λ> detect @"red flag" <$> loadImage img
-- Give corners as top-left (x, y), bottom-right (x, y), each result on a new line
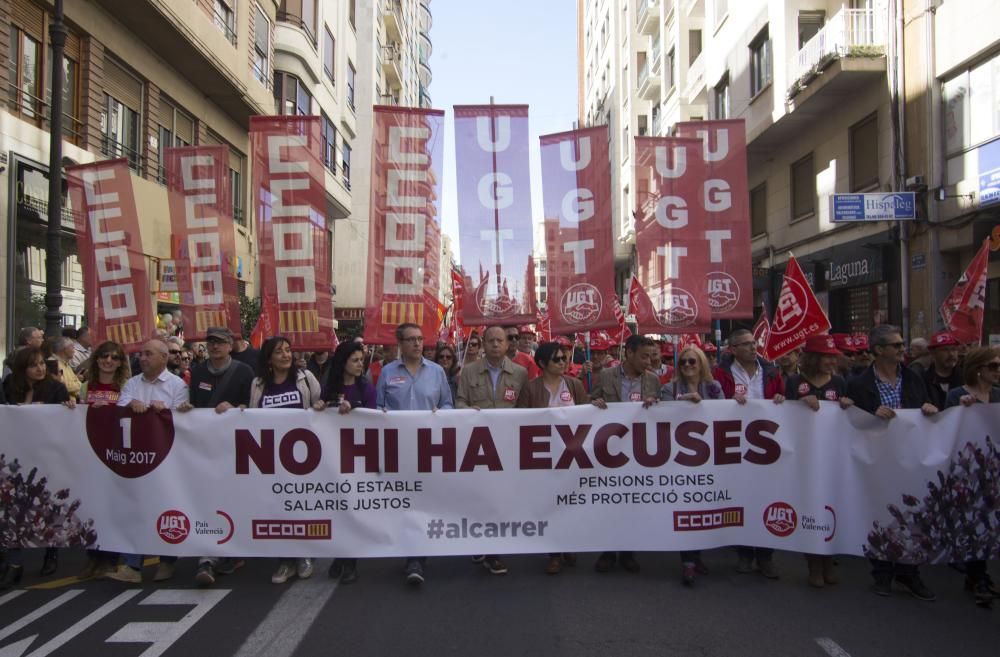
top-left (764, 255), bottom-right (831, 360)
top-left (675, 120), bottom-right (753, 318)
top-left (66, 159), bottom-right (155, 352)
top-left (249, 292), bottom-right (278, 349)
top-left (633, 137), bottom-right (712, 334)
top-left (363, 107), bottom-right (446, 343)
top-left (164, 145), bottom-right (241, 340)
top-left (451, 268), bottom-right (465, 315)
top-left (940, 239), bottom-right (989, 343)
top-left (679, 333), bottom-right (703, 350)
top-left (627, 274), bottom-right (643, 317)
top-left (536, 313), bottom-right (552, 342)
top-left (752, 304), bottom-right (771, 358)
top-left (610, 295), bottom-right (632, 343)
top-left (251, 116), bottom-right (336, 350)
top-left (455, 104), bottom-right (537, 324)
top-left (539, 126), bottom-right (617, 334)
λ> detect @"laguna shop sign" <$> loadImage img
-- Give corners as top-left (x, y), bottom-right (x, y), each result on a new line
top-left (827, 252), bottom-right (883, 289)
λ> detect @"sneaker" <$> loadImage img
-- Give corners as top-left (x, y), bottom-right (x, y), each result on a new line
top-left (153, 561), bottom-right (175, 582)
top-left (483, 557), bottom-right (508, 575)
top-left (681, 562), bottom-right (696, 586)
top-left (620, 554), bottom-right (640, 573)
top-left (340, 563), bottom-right (359, 585)
top-left (328, 559), bottom-right (344, 579)
top-left (271, 562), bottom-right (295, 584)
top-left (758, 558), bottom-right (779, 580)
top-left (470, 555), bottom-right (486, 564)
top-left (107, 564), bottom-right (142, 584)
top-left (93, 561), bottom-right (116, 580)
top-left (545, 556), bottom-right (562, 575)
top-left (215, 558), bottom-right (245, 576)
top-left (896, 574), bottom-right (935, 601)
top-left (405, 560), bottom-right (424, 585)
top-left (873, 574), bottom-right (892, 596)
top-left (195, 562), bottom-right (216, 586)
top-left (736, 555), bottom-right (754, 574)
top-left (296, 558), bottom-right (314, 579)
top-left (594, 552), bottom-right (615, 573)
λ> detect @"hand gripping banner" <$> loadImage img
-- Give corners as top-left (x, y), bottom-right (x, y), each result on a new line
top-left (676, 120), bottom-right (752, 319)
top-left (539, 126), bottom-right (617, 334)
top-left (66, 159), bottom-right (155, 352)
top-left (364, 107), bottom-right (446, 343)
top-left (164, 145), bottom-right (241, 340)
top-left (454, 104), bottom-right (537, 325)
top-left (633, 137), bottom-right (712, 334)
top-left (251, 116), bottom-right (335, 349)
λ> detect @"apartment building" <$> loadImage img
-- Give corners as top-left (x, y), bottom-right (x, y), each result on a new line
top-left (1, 0), bottom-right (276, 352)
top-left (332, 0), bottom-right (432, 336)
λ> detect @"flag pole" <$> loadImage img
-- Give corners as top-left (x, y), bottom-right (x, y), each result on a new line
top-left (489, 96), bottom-right (502, 298)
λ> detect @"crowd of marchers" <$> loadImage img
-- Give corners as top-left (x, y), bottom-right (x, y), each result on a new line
top-left (1, 320), bottom-right (998, 609)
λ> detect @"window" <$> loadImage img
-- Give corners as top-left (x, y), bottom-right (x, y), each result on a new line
top-left (798, 11), bottom-right (825, 48)
top-left (278, 0), bottom-right (317, 43)
top-left (749, 26), bottom-right (771, 97)
top-left (156, 100), bottom-right (195, 182)
top-left (230, 149), bottom-right (246, 226)
top-left (102, 59), bottom-right (144, 173)
top-left (791, 153), bottom-right (815, 221)
top-left (212, 0), bottom-right (236, 45)
top-left (347, 61), bottom-right (356, 110)
top-left (713, 0), bottom-right (728, 29)
top-left (253, 4), bottom-right (270, 84)
top-left (273, 71), bottom-right (311, 115)
top-left (943, 52), bottom-right (1000, 155)
top-left (850, 112), bottom-right (879, 191)
top-left (349, 0), bottom-right (356, 29)
top-left (713, 73), bottom-right (729, 119)
top-left (689, 30), bottom-right (702, 64)
top-left (342, 140), bottom-right (352, 189)
top-left (321, 112), bottom-right (337, 174)
top-left (666, 47), bottom-right (675, 91)
top-left (324, 26), bottom-right (335, 84)
top-left (750, 183), bottom-right (767, 236)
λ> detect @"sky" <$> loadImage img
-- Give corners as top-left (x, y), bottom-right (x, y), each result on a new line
top-left (429, 0), bottom-right (579, 264)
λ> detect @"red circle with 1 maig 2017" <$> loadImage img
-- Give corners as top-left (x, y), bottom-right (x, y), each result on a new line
top-left (763, 502), bottom-right (797, 537)
top-left (157, 510), bottom-right (190, 544)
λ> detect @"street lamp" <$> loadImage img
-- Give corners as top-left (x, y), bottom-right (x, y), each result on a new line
top-left (44, 0), bottom-right (67, 338)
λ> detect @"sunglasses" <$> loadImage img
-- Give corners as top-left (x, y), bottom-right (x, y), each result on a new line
top-left (98, 353), bottom-right (122, 361)
top-left (551, 356), bottom-right (567, 363)
top-left (506, 335), bottom-right (519, 341)
top-left (438, 355), bottom-right (454, 361)
top-left (181, 355), bottom-right (192, 361)
top-left (169, 350), bottom-right (182, 355)
top-left (679, 358), bottom-right (698, 366)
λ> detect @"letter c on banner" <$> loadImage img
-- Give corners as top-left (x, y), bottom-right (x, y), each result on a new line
top-left (560, 137), bottom-right (592, 171)
top-left (478, 172), bottom-right (513, 210)
top-left (561, 188), bottom-right (594, 224)
top-left (655, 196), bottom-right (688, 228)
top-left (704, 180), bottom-right (732, 212)
top-left (655, 146), bottom-right (687, 178)
top-left (476, 116), bottom-right (511, 152)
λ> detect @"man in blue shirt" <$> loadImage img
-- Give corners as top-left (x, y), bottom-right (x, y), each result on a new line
top-left (375, 323), bottom-right (453, 586)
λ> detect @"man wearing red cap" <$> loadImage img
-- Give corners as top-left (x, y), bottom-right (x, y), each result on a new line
top-left (919, 331), bottom-right (963, 409)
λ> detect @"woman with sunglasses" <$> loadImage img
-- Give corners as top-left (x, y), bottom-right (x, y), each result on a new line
top-left (944, 346), bottom-right (1000, 607)
top-left (517, 341), bottom-right (588, 574)
top-left (435, 344), bottom-right (461, 401)
top-left (463, 335), bottom-right (482, 364)
top-left (176, 349), bottom-right (193, 385)
top-left (659, 346), bottom-right (721, 586)
top-left (1, 346), bottom-right (74, 587)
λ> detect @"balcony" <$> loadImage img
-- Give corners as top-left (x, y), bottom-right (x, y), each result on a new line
top-left (788, 7), bottom-right (887, 99)
top-left (419, 31), bottom-right (432, 60)
top-left (420, 85), bottom-right (432, 108)
top-left (637, 59), bottom-right (660, 100)
top-left (636, 0), bottom-right (660, 35)
top-left (383, 0), bottom-right (403, 41)
top-left (382, 44), bottom-right (403, 87)
top-left (419, 0), bottom-right (432, 33)
top-left (650, 38), bottom-right (662, 74)
top-left (684, 51), bottom-right (705, 104)
top-left (683, 0), bottom-right (703, 18)
top-left (419, 57), bottom-right (432, 88)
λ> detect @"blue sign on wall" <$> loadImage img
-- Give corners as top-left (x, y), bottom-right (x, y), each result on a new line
top-left (978, 138), bottom-right (1000, 205)
top-left (831, 193), bottom-right (917, 222)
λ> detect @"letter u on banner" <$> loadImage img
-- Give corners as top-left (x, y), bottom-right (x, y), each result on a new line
top-left (251, 116), bottom-right (336, 349)
top-left (364, 106), bottom-right (446, 343)
top-left (454, 105), bottom-right (537, 325)
top-left (66, 159), bottom-right (155, 352)
top-left (539, 126), bottom-right (617, 334)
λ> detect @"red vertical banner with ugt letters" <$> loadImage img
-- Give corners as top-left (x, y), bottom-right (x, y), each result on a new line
top-left (539, 126), bottom-right (617, 334)
top-left (454, 105), bottom-right (537, 325)
top-left (676, 119), bottom-right (752, 319)
top-left (364, 107), bottom-right (446, 344)
top-left (251, 116), bottom-right (335, 349)
top-left (164, 145), bottom-right (241, 341)
top-left (66, 159), bottom-right (155, 352)
top-left (632, 137), bottom-right (712, 335)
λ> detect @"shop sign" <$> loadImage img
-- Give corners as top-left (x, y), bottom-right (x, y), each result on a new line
top-left (978, 138), bottom-right (1000, 205)
top-left (827, 252), bottom-right (883, 289)
top-left (831, 193), bottom-right (916, 221)
top-left (911, 254), bottom-right (926, 270)
top-left (160, 260), bottom-right (178, 292)
top-left (334, 307), bottom-right (365, 321)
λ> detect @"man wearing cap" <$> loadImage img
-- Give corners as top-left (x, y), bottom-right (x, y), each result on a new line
top-left (846, 324), bottom-right (938, 601)
top-left (506, 326), bottom-right (541, 380)
top-left (577, 332), bottom-right (613, 392)
top-left (589, 334), bottom-right (660, 574)
top-left (919, 331), bottom-right (963, 410)
top-left (179, 326), bottom-right (254, 586)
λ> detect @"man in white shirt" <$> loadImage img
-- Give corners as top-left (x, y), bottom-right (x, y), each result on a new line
top-left (107, 339), bottom-right (188, 584)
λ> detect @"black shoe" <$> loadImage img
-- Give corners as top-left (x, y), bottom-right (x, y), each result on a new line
top-left (594, 552), bottom-right (615, 573)
top-left (40, 548), bottom-right (58, 577)
top-left (0, 565), bottom-right (24, 590)
top-left (328, 559), bottom-right (344, 579)
top-left (340, 564), bottom-right (359, 585)
top-left (973, 579), bottom-right (994, 608)
top-left (896, 574), bottom-right (936, 601)
top-left (215, 558), bottom-right (244, 576)
top-left (620, 554), bottom-right (641, 573)
top-left (873, 575), bottom-right (892, 597)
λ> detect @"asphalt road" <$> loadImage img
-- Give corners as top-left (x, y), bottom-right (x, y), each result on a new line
top-left (1, 548), bottom-right (997, 657)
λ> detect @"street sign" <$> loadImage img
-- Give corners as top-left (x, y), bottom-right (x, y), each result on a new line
top-left (831, 192), bottom-right (917, 222)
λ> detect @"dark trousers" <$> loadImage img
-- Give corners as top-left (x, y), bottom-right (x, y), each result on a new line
top-left (870, 558), bottom-right (918, 579)
top-left (680, 550), bottom-right (701, 563)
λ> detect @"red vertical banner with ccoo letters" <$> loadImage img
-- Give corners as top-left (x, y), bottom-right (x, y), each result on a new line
top-left (164, 145), bottom-right (241, 340)
top-left (633, 137), bottom-right (712, 334)
top-left (364, 107), bottom-right (445, 343)
top-left (539, 126), bottom-right (617, 334)
top-left (66, 159), bottom-right (155, 352)
top-left (250, 116), bottom-right (335, 349)
top-left (454, 104), bottom-right (537, 325)
top-left (676, 119), bottom-right (752, 319)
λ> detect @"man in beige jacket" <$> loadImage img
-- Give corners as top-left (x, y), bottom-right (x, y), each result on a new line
top-left (455, 325), bottom-right (528, 575)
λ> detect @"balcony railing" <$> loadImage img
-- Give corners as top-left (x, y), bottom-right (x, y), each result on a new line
top-left (651, 38), bottom-right (662, 73)
top-left (7, 84), bottom-right (84, 145)
top-left (789, 7), bottom-right (886, 92)
top-left (685, 50), bottom-right (705, 103)
top-left (637, 0), bottom-right (659, 35)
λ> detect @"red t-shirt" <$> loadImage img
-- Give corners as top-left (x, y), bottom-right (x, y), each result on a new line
top-left (85, 381), bottom-right (120, 404)
top-left (512, 351), bottom-right (541, 380)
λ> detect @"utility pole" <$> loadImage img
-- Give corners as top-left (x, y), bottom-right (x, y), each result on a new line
top-left (44, 0), bottom-right (67, 338)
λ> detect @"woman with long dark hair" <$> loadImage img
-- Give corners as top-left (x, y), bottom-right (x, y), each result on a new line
top-left (314, 341), bottom-right (376, 583)
top-left (249, 336), bottom-right (322, 585)
top-left (435, 344), bottom-right (461, 401)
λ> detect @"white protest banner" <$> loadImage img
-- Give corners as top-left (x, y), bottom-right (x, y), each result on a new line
top-left (1, 402), bottom-right (997, 564)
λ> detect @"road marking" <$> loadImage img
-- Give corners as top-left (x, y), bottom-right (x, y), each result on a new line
top-left (105, 589), bottom-right (230, 657)
top-left (0, 591), bottom-right (142, 657)
top-left (0, 591), bottom-right (84, 642)
top-left (27, 558), bottom-right (160, 590)
top-left (0, 591), bottom-right (27, 608)
top-left (231, 566), bottom-right (339, 657)
top-left (816, 637), bottom-right (853, 657)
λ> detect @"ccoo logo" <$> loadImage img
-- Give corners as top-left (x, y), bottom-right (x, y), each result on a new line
top-left (763, 502), bottom-right (797, 537)
top-left (157, 510), bottom-right (190, 544)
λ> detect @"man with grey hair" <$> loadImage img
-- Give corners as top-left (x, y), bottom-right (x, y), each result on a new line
top-left (70, 326), bottom-right (93, 371)
top-left (2, 327), bottom-right (44, 377)
top-left (52, 336), bottom-right (82, 400)
top-left (907, 337), bottom-right (932, 374)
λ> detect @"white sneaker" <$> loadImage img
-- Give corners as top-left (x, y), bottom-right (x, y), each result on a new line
top-left (296, 558), bottom-right (314, 579)
top-left (271, 562), bottom-right (295, 584)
